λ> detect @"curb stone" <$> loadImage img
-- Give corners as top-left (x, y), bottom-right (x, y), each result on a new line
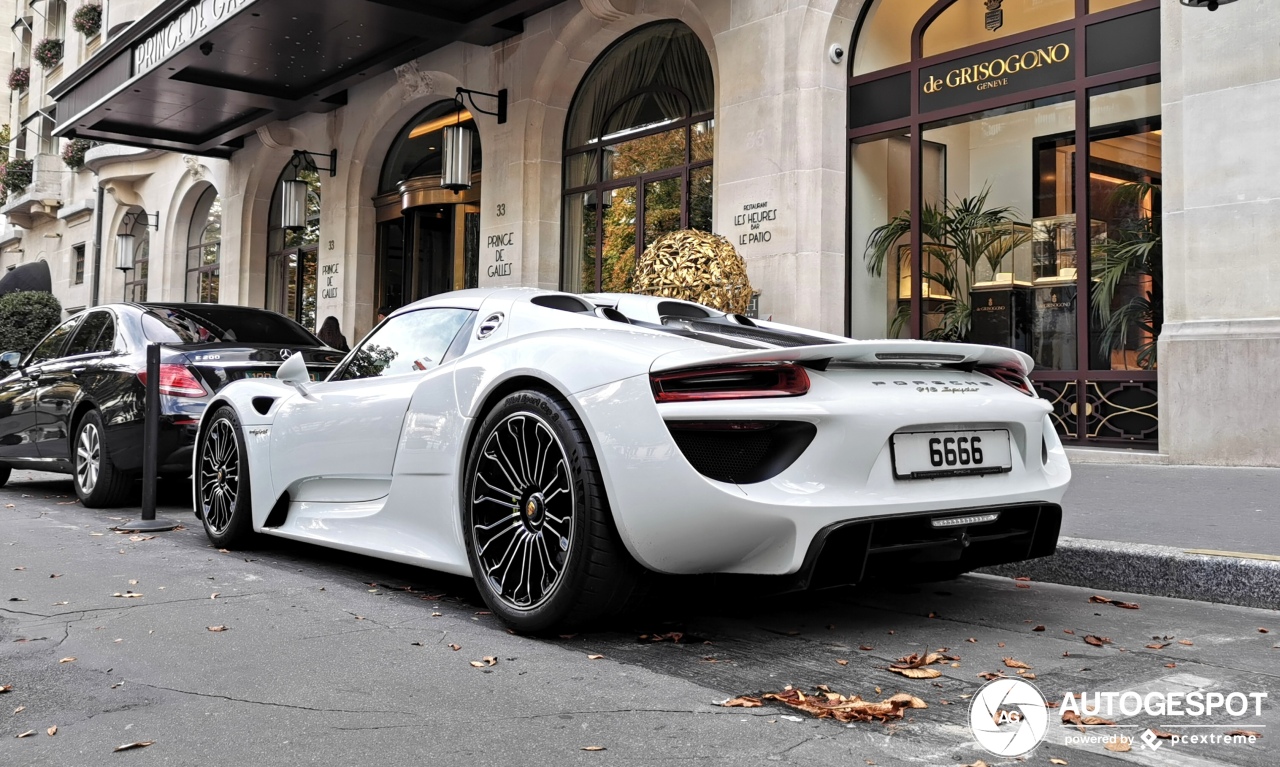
top-left (980, 536), bottom-right (1280, 611)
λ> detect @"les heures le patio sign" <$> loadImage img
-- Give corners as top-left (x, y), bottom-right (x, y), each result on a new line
top-left (920, 31), bottom-right (1073, 112)
top-left (133, 0), bottom-right (256, 75)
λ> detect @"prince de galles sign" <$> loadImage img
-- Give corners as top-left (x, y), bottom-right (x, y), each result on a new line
top-left (919, 31), bottom-right (1073, 112)
top-left (133, 0), bottom-right (257, 74)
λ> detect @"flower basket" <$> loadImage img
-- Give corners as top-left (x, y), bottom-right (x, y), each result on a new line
top-left (0, 158), bottom-right (34, 196)
top-left (72, 4), bottom-right (102, 37)
top-left (7, 67), bottom-right (29, 92)
top-left (63, 139), bottom-right (94, 171)
top-left (34, 38), bottom-right (63, 70)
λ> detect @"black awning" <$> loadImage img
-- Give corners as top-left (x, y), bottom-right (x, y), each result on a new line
top-left (0, 261), bottom-right (53, 297)
top-left (51, 0), bottom-right (560, 156)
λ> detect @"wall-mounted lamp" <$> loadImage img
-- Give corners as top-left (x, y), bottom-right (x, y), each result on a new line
top-left (1180, 0), bottom-right (1236, 9)
top-left (280, 151), bottom-right (323, 230)
top-left (292, 148), bottom-right (337, 177)
top-left (441, 86), bottom-right (506, 193)
top-left (116, 209), bottom-right (158, 273)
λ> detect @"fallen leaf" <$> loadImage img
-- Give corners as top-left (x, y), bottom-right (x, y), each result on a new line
top-left (16, 730), bottom-right (35, 738)
top-left (1178, 639), bottom-right (1194, 646)
top-left (1063, 629), bottom-right (1075, 635)
top-left (1089, 595), bottom-right (1140, 609)
top-left (890, 667), bottom-right (941, 679)
top-left (751, 687), bottom-right (926, 724)
top-left (111, 592), bottom-right (143, 599)
top-left (966, 637), bottom-right (977, 643)
top-left (836, 659), bottom-right (849, 666)
top-left (1014, 576), bottom-right (1031, 581)
top-left (1018, 672), bottom-right (1037, 679)
top-left (59, 657), bottom-right (76, 663)
top-left (1083, 635), bottom-right (1112, 647)
top-left (1165, 663), bottom-right (1177, 668)
top-left (483, 656), bottom-right (497, 665)
top-left (961, 762), bottom-right (989, 767)
top-left (410, 642), bottom-right (424, 647)
top-left (1032, 625), bottom-right (1046, 632)
top-left (1003, 657), bottom-right (1032, 670)
top-left (12, 566), bottom-right (24, 571)
top-left (1259, 628), bottom-right (1270, 634)
top-left (997, 642), bottom-right (1006, 648)
top-left (448, 644), bottom-right (461, 651)
top-left (1015, 583), bottom-right (1031, 589)
top-left (128, 580), bottom-right (138, 585)
top-left (859, 645), bottom-right (874, 651)
top-left (1149, 727), bottom-right (1178, 739)
top-left (1104, 737), bottom-right (1131, 752)
top-left (52, 601), bottom-right (68, 606)
top-left (581, 746), bottom-right (606, 751)
top-left (1145, 642), bottom-right (1170, 649)
top-left (721, 696), bottom-right (762, 708)
top-left (0, 684), bottom-right (10, 693)
top-left (113, 741), bottom-right (155, 752)
top-left (13, 705), bottom-right (24, 713)
top-left (210, 593), bottom-right (220, 600)
top-left (1050, 759), bottom-right (1068, 765)
top-left (587, 654), bottom-right (604, 660)
top-left (639, 631), bottom-right (685, 644)
top-left (977, 671), bottom-right (1005, 681)
top-left (431, 612), bottom-right (442, 617)
top-left (206, 626), bottom-right (228, 632)
top-left (1227, 730), bottom-right (1262, 738)
top-left (468, 661), bottom-right (485, 667)
top-left (49, 574), bottom-right (61, 578)
top-left (46, 726), bottom-right (56, 736)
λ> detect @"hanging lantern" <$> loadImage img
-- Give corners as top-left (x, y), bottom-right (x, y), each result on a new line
top-left (441, 124), bottom-right (474, 192)
top-left (116, 232), bottom-right (135, 271)
top-left (280, 177), bottom-right (308, 230)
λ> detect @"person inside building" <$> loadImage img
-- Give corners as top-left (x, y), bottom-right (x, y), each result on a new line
top-left (377, 305), bottom-right (392, 324)
top-left (317, 315), bottom-right (349, 352)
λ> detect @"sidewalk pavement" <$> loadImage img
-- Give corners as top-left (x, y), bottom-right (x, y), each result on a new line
top-left (988, 459), bottom-right (1280, 611)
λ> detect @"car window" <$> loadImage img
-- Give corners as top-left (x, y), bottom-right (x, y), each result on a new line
top-left (142, 305), bottom-right (323, 346)
top-left (338, 309), bottom-right (474, 381)
top-left (64, 311), bottom-right (115, 357)
top-left (26, 318), bottom-right (80, 366)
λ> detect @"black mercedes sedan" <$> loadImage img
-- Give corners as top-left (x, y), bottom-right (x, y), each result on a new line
top-left (0, 303), bottom-right (345, 507)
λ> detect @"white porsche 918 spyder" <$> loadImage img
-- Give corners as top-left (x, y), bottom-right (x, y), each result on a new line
top-left (193, 288), bottom-right (1069, 632)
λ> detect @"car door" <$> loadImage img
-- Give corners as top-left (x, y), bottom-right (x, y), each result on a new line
top-left (269, 307), bottom-right (474, 503)
top-left (35, 310), bottom-right (119, 461)
top-left (0, 318), bottom-right (79, 459)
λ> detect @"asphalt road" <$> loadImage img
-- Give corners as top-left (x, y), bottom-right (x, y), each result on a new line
top-left (2, 470), bottom-right (1278, 766)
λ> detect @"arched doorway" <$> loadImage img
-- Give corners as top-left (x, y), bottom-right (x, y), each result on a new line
top-left (375, 101), bottom-right (483, 314)
top-left (848, 0), bottom-right (1160, 447)
top-left (267, 155), bottom-right (321, 328)
top-left (561, 21), bottom-right (715, 294)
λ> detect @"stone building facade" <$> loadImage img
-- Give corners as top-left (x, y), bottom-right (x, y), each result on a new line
top-left (0, 0), bottom-right (1275, 466)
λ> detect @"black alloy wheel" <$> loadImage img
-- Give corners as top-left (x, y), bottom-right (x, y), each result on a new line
top-left (72, 410), bottom-right (132, 508)
top-left (197, 406), bottom-right (255, 547)
top-left (463, 389), bottom-right (643, 633)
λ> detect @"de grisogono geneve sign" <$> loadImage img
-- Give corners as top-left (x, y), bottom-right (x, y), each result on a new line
top-left (919, 30), bottom-right (1074, 112)
top-left (133, 0), bottom-right (257, 75)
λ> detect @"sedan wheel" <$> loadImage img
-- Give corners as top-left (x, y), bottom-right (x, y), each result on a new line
top-left (72, 410), bottom-right (132, 508)
top-left (197, 407), bottom-right (255, 547)
top-left (463, 389), bottom-right (644, 633)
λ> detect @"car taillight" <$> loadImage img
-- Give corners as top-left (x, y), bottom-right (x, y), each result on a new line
top-left (651, 363), bottom-right (810, 403)
top-left (980, 365), bottom-right (1036, 397)
top-left (137, 364), bottom-right (208, 398)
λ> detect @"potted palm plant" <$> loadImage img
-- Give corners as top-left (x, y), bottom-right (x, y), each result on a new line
top-left (863, 188), bottom-right (1030, 341)
top-left (1090, 181), bottom-right (1162, 370)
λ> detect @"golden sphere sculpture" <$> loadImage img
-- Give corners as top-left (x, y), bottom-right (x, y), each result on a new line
top-left (632, 229), bottom-right (754, 314)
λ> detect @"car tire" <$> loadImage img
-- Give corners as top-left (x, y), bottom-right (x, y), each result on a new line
top-left (197, 406), bottom-right (255, 548)
top-left (0, 464), bottom-right (10, 487)
top-left (463, 388), bottom-right (644, 633)
top-left (73, 410), bottom-right (134, 508)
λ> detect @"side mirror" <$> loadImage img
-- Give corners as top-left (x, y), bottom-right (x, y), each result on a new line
top-left (276, 352), bottom-right (310, 394)
top-left (0, 351), bottom-right (20, 371)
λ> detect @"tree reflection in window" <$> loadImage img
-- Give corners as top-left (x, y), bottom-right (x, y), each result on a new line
top-left (337, 308), bottom-right (473, 381)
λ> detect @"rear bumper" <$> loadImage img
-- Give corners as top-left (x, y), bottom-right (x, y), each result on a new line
top-left (106, 418), bottom-right (201, 475)
top-left (573, 374), bottom-right (1070, 577)
top-left (798, 502), bottom-right (1062, 590)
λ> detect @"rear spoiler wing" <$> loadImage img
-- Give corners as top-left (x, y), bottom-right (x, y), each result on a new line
top-left (650, 340), bottom-right (1034, 378)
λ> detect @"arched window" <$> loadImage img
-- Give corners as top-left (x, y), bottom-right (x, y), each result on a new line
top-left (562, 21), bottom-right (715, 293)
top-left (267, 156), bottom-right (321, 327)
top-left (186, 186), bottom-right (221, 303)
top-left (124, 217), bottom-right (149, 302)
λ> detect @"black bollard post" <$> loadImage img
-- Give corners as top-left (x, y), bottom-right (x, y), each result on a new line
top-left (116, 343), bottom-right (178, 532)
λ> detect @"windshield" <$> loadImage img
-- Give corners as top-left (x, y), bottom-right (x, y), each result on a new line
top-left (142, 305), bottom-right (323, 346)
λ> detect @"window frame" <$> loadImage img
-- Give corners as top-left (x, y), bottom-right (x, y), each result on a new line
top-left (331, 307), bottom-right (475, 382)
